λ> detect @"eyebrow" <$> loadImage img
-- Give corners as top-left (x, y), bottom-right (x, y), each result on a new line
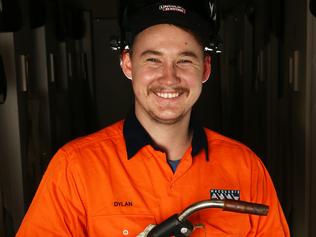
top-left (140, 50), bottom-right (199, 59)
top-left (179, 51), bottom-right (199, 59)
top-left (140, 50), bottom-right (162, 57)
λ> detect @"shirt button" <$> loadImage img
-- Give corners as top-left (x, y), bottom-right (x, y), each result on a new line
top-left (122, 229), bottom-right (129, 235)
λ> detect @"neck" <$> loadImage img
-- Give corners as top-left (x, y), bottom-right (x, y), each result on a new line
top-left (136, 110), bottom-right (192, 161)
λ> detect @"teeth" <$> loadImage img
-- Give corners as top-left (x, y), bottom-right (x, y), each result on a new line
top-left (156, 92), bottom-right (180, 99)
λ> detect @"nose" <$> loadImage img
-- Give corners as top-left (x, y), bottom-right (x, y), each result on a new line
top-left (159, 62), bottom-right (180, 85)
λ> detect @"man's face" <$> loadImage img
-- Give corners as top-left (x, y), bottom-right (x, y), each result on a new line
top-left (121, 24), bottom-right (211, 125)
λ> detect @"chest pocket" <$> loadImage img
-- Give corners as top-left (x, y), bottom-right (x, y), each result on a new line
top-left (196, 209), bottom-right (251, 236)
top-left (89, 214), bottom-right (156, 236)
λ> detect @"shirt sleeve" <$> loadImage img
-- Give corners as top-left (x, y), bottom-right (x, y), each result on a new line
top-left (16, 148), bottom-right (87, 237)
top-left (249, 153), bottom-right (290, 236)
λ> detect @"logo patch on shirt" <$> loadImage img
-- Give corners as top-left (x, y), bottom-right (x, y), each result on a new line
top-left (210, 189), bottom-right (240, 200)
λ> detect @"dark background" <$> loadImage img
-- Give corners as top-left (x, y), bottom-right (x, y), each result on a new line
top-left (0, 0), bottom-right (316, 236)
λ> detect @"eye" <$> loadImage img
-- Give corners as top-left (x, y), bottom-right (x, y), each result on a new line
top-left (146, 58), bottom-right (161, 63)
top-left (177, 59), bottom-right (193, 64)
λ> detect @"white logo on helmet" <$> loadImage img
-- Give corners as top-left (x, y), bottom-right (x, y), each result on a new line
top-left (159, 5), bottom-right (186, 14)
top-left (209, 1), bottom-right (217, 20)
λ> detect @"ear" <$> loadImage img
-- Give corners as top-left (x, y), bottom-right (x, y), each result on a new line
top-left (120, 51), bottom-right (133, 80)
top-left (202, 55), bottom-right (211, 83)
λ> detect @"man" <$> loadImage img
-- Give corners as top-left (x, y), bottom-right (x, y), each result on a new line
top-left (16, 0), bottom-right (290, 236)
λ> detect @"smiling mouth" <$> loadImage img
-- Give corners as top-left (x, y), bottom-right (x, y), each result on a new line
top-left (151, 87), bottom-right (188, 99)
top-left (155, 92), bottom-right (180, 99)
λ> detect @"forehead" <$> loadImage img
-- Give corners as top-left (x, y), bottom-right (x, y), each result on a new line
top-left (131, 24), bottom-right (204, 55)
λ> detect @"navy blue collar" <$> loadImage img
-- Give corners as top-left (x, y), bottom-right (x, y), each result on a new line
top-left (123, 109), bottom-right (209, 161)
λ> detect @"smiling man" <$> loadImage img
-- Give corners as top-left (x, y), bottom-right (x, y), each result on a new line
top-left (121, 23), bottom-right (211, 161)
top-left (16, 0), bottom-right (290, 236)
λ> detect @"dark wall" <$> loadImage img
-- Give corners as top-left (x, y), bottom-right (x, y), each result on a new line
top-left (0, 0), bottom-right (315, 236)
top-left (66, 0), bottom-right (118, 18)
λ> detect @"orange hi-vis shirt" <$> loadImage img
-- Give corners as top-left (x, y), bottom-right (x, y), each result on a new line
top-left (16, 114), bottom-right (290, 236)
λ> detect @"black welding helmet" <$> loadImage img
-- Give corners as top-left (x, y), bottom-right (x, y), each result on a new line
top-left (116, 0), bottom-right (221, 53)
